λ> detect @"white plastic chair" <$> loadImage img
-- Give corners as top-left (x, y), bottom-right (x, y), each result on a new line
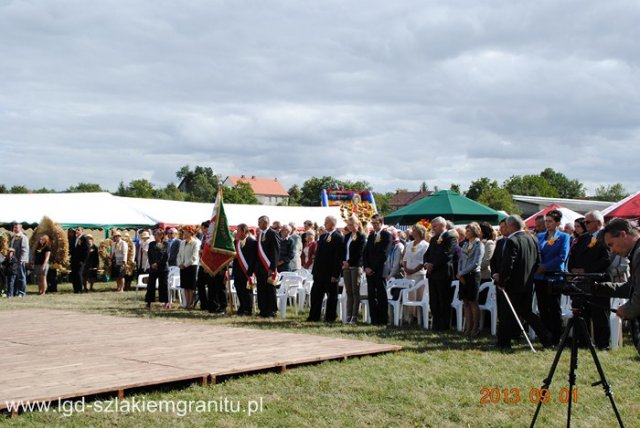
top-left (300, 279), bottom-right (313, 309)
top-left (276, 275), bottom-right (304, 317)
top-left (610, 298), bottom-right (627, 350)
top-left (358, 273), bottom-right (371, 324)
top-left (561, 295), bottom-right (573, 322)
top-left (135, 273), bottom-right (149, 294)
top-left (336, 278), bottom-right (348, 323)
top-left (168, 266), bottom-right (184, 307)
top-left (478, 281), bottom-right (498, 335)
top-left (386, 278), bottom-right (415, 326)
top-left (450, 280), bottom-right (463, 331)
top-left (400, 279), bottom-right (430, 329)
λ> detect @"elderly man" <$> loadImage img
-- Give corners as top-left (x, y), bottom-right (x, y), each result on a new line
top-left (308, 215), bottom-right (344, 322)
top-left (255, 215), bottom-right (280, 318)
top-left (494, 215), bottom-right (551, 350)
top-left (423, 216), bottom-right (457, 330)
top-left (596, 219), bottom-right (640, 321)
top-left (277, 225), bottom-right (294, 272)
top-left (9, 223), bottom-right (29, 297)
top-left (568, 210), bottom-right (611, 349)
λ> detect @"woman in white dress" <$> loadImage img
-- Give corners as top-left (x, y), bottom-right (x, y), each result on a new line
top-left (402, 223), bottom-right (430, 322)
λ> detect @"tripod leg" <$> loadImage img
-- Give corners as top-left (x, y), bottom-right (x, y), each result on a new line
top-left (575, 317), bottom-right (625, 427)
top-left (566, 321), bottom-right (579, 428)
top-left (530, 318), bottom-right (574, 428)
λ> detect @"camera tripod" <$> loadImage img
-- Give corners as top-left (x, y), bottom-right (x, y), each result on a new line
top-left (530, 308), bottom-right (624, 428)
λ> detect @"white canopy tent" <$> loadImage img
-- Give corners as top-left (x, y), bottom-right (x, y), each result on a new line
top-left (0, 193), bottom-right (346, 230)
top-left (0, 193), bottom-right (156, 228)
top-left (117, 196), bottom-right (346, 229)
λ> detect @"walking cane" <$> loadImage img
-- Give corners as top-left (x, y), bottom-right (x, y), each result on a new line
top-left (499, 287), bottom-right (536, 353)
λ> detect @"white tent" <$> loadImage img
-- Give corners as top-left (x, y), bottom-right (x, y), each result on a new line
top-left (0, 193), bottom-right (346, 230)
top-left (117, 196), bottom-right (345, 229)
top-left (524, 204), bottom-right (584, 229)
top-left (0, 193), bottom-right (156, 228)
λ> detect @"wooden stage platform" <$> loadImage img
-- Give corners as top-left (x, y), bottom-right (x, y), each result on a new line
top-left (0, 309), bottom-right (400, 413)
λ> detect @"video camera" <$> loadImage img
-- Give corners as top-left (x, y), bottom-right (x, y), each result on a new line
top-left (547, 271), bottom-right (608, 311)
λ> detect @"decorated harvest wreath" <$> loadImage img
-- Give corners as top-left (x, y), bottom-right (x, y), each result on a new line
top-left (29, 216), bottom-right (69, 271)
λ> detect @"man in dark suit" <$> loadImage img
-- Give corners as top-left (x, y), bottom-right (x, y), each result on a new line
top-left (364, 214), bottom-right (392, 325)
top-left (166, 228), bottom-right (181, 267)
top-left (568, 210), bottom-right (611, 349)
top-left (423, 216), bottom-right (457, 331)
top-left (308, 216), bottom-right (344, 322)
top-left (495, 215), bottom-right (550, 350)
top-left (255, 215), bottom-right (280, 318)
top-left (490, 219), bottom-right (508, 278)
top-left (233, 223), bottom-right (257, 316)
top-left (71, 226), bottom-right (90, 294)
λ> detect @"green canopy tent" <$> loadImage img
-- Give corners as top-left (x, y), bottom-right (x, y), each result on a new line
top-left (384, 190), bottom-right (507, 225)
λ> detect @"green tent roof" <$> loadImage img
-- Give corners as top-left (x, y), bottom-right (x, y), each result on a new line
top-left (384, 190), bottom-right (506, 225)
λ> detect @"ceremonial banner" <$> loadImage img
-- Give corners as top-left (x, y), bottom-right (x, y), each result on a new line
top-left (201, 189), bottom-right (236, 276)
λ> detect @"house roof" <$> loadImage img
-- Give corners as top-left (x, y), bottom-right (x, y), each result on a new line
top-left (225, 176), bottom-right (289, 197)
top-left (389, 191), bottom-right (431, 208)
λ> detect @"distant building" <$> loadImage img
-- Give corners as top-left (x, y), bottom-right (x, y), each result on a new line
top-left (222, 175), bottom-right (289, 206)
top-left (389, 191), bottom-right (432, 212)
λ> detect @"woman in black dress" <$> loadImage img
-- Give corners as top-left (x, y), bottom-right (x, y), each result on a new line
top-left (33, 235), bottom-right (52, 295)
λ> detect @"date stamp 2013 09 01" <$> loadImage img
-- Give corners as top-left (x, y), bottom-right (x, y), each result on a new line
top-left (480, 387), bottom-right (578, 405)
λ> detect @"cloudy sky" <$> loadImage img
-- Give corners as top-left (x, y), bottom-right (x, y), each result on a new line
top-left (1, 0), bottom-right (639, 196)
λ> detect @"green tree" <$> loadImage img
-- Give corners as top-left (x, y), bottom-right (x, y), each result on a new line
top-left (33, 187), bottom-right (54, 193)
top-left (420, 182), bottom-right (428, 192)
top-left (10, 185), bottom-right (29, 194)
top-left (450, 183), bottom-right (461, 194)
top-left (177, 165), bottom-right (219, 202)
top-left (155, 183), bottom-right (185, 201)
top-left (478, 187), bottom-right (521, 214)
top-left (115, 181), bottom-right (127, 196)
top-left (594, 183), bottom-right (629, 202)
top-left (298, 176), bottom-right (372, 206)
top-left (122, 179), bottom-right (156, 198)
top-left (287, 184), bottom-right (302, 206)
top-left (67, 182), bottom-right (104, 193)
top-left (466, 177), bottom-right (499, 201)
top-left (540, 168), bottom-right (585, 198)
top-left (298, 176), bottom-right (339, 206)
top-left (224, 181), bottom-right (259, 204)
top-left (0, 184), bottom-right (7, 193)
top-left (373, 192), bottom-right (394, 216)
top-left (503, 175), bottom-right (559, 197)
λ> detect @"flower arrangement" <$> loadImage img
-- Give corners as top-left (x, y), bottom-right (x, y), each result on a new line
top-left (339, 199), bottom-right (376, 224)
top-left (418, 219), bottom-right (432, 231)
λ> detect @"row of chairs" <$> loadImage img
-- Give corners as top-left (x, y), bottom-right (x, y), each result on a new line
top-left (135, 266), bottom-right (184, 306)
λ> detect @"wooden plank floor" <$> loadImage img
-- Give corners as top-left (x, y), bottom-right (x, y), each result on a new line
top-left (0, 309), bottom-right (400, 411)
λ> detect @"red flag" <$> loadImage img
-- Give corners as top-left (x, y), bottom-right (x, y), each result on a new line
top-left (201, 189), bottom-right (236, 276)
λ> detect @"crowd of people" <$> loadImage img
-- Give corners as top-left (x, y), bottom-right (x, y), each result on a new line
top-left (2, 210), bottom-right (640, 353)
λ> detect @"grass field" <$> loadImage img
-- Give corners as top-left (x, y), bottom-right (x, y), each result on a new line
top-left (2, 282), bottom-right (639, 427)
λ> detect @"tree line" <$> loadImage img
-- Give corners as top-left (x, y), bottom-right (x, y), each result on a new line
top-left (0, 166), bottom-right (631, 215)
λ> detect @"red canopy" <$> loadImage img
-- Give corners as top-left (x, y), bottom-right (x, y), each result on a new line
top-left (602, 191), bottom-right (640, 220)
